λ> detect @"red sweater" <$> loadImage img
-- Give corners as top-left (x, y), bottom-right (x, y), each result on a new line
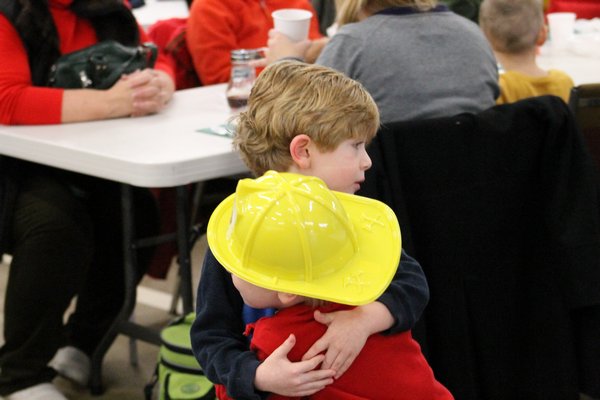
top-left (0, 0), bottom-right (173, 125)
top-left (186, 0), bottom-right (323, 85)
top-left (217, 304), bottom-right (454, 400)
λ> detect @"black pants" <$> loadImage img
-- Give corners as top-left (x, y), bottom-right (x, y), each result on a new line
top-left (0, 168), bottom-right (158, 395)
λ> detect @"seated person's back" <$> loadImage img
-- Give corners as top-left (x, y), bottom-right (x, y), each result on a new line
top-left (479, 0), bottom-right (574, 104)
top-left (315, 0), bottom-right (500, 122)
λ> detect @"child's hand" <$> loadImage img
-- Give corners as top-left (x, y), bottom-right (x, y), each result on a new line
top-left (301, 308), bottom-right (372, 379)
top-left (254, 334), bottom-right (335, 396)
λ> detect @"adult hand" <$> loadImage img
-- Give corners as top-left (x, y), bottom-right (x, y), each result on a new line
top-left (121, 68), bottom-right (175, 117)
top-left (254, 334), bottom-right (335, 397)
top-left (250, 30), bottom-right (311, 68)
top-left (301, 308), bottom-right (371, 379)
top-left (61, 69), bottom-right (175, 122)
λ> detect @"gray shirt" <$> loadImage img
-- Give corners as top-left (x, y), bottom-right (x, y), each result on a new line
top-left (317, 9), bottom-right (499, 123)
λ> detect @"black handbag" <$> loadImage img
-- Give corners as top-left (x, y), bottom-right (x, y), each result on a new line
top-left (48, 40), bottom-right (158, 89)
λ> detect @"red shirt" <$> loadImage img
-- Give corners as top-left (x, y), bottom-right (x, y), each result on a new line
top-left (548, 0), bottom-right (600, 19)
top-left (217, 303), bottom-right (454, 400)
top-left (186, 0), bottom-right (323, 85)
top-left (0, 0), bottom-right (173, 125)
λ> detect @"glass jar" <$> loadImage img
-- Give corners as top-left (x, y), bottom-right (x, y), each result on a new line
top-left (226, 49), bottom-right (259, 112)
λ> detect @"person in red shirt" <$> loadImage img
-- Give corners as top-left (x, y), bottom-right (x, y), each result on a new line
top-left (0, 1), bottom-right (175, 399)
top-left (0, 0), bottom-right (174, 125)
top-left (185, 0), bottom-right (327, 85)
top-left (207, 170), bottom-right (453, 400)
top-left (547, 0), bottom-right (600, 19)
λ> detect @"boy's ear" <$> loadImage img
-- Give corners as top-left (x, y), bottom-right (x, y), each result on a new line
top-left (277, 291), bottom-right (302, 307)
top-left (536, 24), bottom-right (548, 46)
top-left (289, 134), bottom-right (312, 169)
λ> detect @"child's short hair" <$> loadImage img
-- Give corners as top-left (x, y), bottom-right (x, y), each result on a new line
top-left (234, 60), bottom-right (379, 177)
top-left (336, 0), bottom-right (438, 26)
top-left (479, 0), bottom-right (544, 54)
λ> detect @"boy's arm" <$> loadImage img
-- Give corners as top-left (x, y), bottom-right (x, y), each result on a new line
top-left (301, 249), bottom-right (429, 377)
top-left (190, 249), bottom-right (268, 400)
top-left (193, 249), bottom-right (336, 399)
top-left (377, 249), bottom-right (429, 333)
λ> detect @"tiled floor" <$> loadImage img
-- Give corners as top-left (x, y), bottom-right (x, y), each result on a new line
top-left (0, 237), bottom-right (207, 400)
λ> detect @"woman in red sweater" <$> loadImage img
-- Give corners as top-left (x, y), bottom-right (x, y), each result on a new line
top-left (0, 0), bottom-right (174, 124)
top-left (186, 0), bottom-right (326, 85)
top-left (0, 1), bottom-right (175, 399)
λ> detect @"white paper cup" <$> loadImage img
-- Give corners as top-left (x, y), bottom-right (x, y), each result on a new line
top-left (272, 9), bottom-right (312, 42)
top-left (547, 12), bottom-right (576, 52)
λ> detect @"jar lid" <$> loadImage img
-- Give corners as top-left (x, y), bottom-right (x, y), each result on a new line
top-left (231, 49), bottom-right (261, 61)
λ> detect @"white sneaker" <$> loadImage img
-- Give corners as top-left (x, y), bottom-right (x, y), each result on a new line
top-left (48, 346), bottom-right (90, 386)
top-left (4, 383), bottom-right (67, 400)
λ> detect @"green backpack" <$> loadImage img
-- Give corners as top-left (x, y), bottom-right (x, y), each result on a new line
top-left (145, 313), bottom-right (215, 400)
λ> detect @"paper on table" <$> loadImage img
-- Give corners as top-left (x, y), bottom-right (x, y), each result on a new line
top-left (196, 123), bottom-right (235, 138)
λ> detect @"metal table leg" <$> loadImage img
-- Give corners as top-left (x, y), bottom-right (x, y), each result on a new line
top-left (89, 183), bottom-right (196, 395)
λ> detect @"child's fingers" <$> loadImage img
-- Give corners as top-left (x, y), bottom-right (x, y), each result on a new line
top-left (313, 309), bottom-right (334, 325)
top-left (271, 334), bottom-right (296, 358)
top-left (293, 377), bottom-right (335, 397)
top-left (301, 338), bottom-right (327, 361)
top-left (289, 367), bottom-right (335, 397)
top-left (296, 353), bottom-right (326, 372)
top-left (331, 356), bottom-right (353, 379)
top-left (303, 367), bottom-right (336, 382)
top-left (323, 345), bottom-right (359, 377)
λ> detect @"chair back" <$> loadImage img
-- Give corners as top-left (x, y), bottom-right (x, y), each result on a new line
top-left (359, 95), bottom-right (600, 400)
top-left (569, 83), bottom-right (600, 168)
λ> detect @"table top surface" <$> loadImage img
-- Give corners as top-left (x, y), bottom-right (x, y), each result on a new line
top-left (132, 0), bottom-right (189, 28)
top-left (537, 32), bottom-right (600, 85)
top-left (0, 84), bottom-right (248, 188)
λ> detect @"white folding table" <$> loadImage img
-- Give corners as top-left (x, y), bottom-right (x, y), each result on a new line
top-left (132, 0), bottom-right (189, 28)
top-left (0, 83), bottom-right (247, 394)
top-left (537, 34), bottom-right (600, 85)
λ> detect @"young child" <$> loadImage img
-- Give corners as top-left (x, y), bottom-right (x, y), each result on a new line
top-left (191, 60), bottom-right (431, 399)
top-left (479, 0), bottom-right (574, 103)
top-left (207, 170), bottom-right (453, 399)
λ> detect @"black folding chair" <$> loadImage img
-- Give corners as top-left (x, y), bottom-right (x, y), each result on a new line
top-left (569, 83), bottom-right (600, 169)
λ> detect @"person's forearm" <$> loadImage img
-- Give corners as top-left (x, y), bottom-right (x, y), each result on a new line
top-left (61, 88), bottom-right (130, 123)
top-left (356, 301), bottom-right (395, 334)
top-left (305, 37), bottom-right (329, 64)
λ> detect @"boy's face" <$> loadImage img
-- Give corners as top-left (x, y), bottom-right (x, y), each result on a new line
top-left (308, 138), bottom-right (372, 194)
top-left (231, 274), bottom-right (281, 309)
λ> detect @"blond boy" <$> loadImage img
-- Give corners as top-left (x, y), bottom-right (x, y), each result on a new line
top-left (190, 61), bottom-right (432, 399)
top-left (479, 0), bottom-right (574, 103)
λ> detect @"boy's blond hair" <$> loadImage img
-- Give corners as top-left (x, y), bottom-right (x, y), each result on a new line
top-left (335, 0), bottom-right (438, 26)
top-left (479, 0), bottom-right (544, 54)
top-left (234, 61), bottom-right (379, 177)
